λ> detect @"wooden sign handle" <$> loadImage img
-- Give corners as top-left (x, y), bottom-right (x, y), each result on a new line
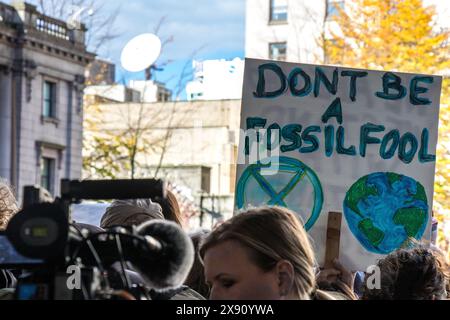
top-left (324, 211), bottom-right (342, 269)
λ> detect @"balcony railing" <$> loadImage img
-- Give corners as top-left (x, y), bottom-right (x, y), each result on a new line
top-left (0, 2), bottom-right (86, 45)
top-left (36, 15), bottom-right (70, 41)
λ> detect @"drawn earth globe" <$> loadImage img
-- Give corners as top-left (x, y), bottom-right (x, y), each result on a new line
top-left (343, 172), bottom-right (429, 254)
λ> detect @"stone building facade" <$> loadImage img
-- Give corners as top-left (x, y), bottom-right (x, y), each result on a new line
top-left (0, 1), bottom-right (94, 200)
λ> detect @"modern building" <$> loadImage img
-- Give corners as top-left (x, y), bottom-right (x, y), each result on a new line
top-left (246, 0), bottom-right (329, 63)
top-left (129, 80), bottom-right (172, 103)
top-left (84, 84), bottom-right (141, 103)
top-left (84, 79), bottom-right (172, 103)
top-left (186, 58), bottom-right (244, 101)
top-left (0, 1), bottom-right (94, 200)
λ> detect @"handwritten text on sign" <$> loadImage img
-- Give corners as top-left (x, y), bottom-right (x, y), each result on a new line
top-left (245, 63), bottom-right (436, 163)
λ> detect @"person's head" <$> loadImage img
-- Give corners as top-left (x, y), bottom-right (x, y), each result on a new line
top-left (199, 206), bottom-right (318, 300)
top-left (184, 229), bottom-right (210, 298)
top-left (0, 179), bottom-right (18, 231)
top-left (154, 190), bottom-right (183, 227)
top-left (73, 223), bottom-right (105, 234)
top-left (100, 199), bottom-right (164, 229)
top-left (363, 245), bottom-right (450, 300)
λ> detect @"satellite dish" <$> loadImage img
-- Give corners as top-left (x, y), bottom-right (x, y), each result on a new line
top-left (121, 33), bottom-right (162, 73)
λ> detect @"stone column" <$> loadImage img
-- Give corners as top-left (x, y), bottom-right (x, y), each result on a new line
top-left (0, 66), bottom-right (12, 181)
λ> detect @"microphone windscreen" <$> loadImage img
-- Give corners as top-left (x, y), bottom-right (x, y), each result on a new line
top-left (136, 220), bottom-right (194, 290)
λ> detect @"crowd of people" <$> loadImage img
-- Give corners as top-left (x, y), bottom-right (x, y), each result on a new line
top-left (0, 178), bottom-right (449, 300)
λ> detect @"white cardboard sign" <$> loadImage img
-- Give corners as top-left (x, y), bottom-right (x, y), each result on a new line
top-left (236, 58), bottom-right (442, 270)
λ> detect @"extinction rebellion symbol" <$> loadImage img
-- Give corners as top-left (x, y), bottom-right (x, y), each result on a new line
top-left (235, 156), bottom-right (323, 231)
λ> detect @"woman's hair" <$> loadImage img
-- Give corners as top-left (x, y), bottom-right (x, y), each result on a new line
top-left (184, 229), bottom-right (210, 298)
top-left (0, 179), bottom-right (19, 231)
top-left (363, 245), bottom-right (450, 300)
top-left (154, 190), bottom-right (183, 227)
top-left (199, 206), bottom-right (325, 300)
top-left (101, 199), bottom-right (164, 228)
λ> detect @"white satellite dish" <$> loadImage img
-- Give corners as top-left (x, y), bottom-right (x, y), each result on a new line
top-left (121, 33), bottom-right (162, 73)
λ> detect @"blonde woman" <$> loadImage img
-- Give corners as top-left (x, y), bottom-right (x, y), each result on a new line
top-left (0, 179), bottom-right (18, 231)
top-left (200, 206), bottom-right (340, 300)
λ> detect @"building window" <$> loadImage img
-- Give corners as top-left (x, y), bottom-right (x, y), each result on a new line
top-left (40, 157), bottom-right (55, 193)
top-left (43, 81), bottom-right (56, 118)
top-left (269, 42), bottom-right (287, 61)
top-left (326, 1), bottom-right (345, 20)
top-left (190, 92), bottom-right (203, 100)
top-left (270, 0), bottom-right (287, 22)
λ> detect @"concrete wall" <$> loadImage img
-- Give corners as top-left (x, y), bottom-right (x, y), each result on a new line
top-left (85, 99), bottom-right (242, 216)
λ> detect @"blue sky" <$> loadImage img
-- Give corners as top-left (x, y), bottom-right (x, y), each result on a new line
top-left (98, 0), bottom-right (246, 98)
top-left (16, 0), bottom-right (245, 99)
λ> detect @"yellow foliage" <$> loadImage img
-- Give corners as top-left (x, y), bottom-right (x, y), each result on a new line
top-left (326, 0), bottom-right (450, 258)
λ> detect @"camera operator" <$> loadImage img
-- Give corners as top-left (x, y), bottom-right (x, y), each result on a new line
top-left (100, 198), bottom-right (205, 300)
top-left (0, 181), bottom-right (59, 298)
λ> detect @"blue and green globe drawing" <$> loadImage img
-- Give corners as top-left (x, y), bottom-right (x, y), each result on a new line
top-left (343, 172), bottom-right (429, 254)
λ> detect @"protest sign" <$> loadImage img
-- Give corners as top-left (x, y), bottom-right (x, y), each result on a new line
top-left (236, 58), bottom-right (442, 270)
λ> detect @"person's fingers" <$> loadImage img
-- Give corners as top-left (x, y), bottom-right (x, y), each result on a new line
top-left (333, 259), bottom-right (354, 276)
top-left (319, 268), bottom-right (341, 278)
top-left (332, 259), bottom-right (347, 272)
top-left (332, 259), bottom-right (356, 288)
top-left (316, 268), bottom-right (341, 285)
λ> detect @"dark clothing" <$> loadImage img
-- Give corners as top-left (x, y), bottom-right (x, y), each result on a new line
top-left (73, 223), bottom-right (105, 234)
top-left (150, 286), bottom-right (205, 300)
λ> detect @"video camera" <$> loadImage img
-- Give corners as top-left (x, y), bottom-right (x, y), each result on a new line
top-left (1, 179), bottom-right (194, 300)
